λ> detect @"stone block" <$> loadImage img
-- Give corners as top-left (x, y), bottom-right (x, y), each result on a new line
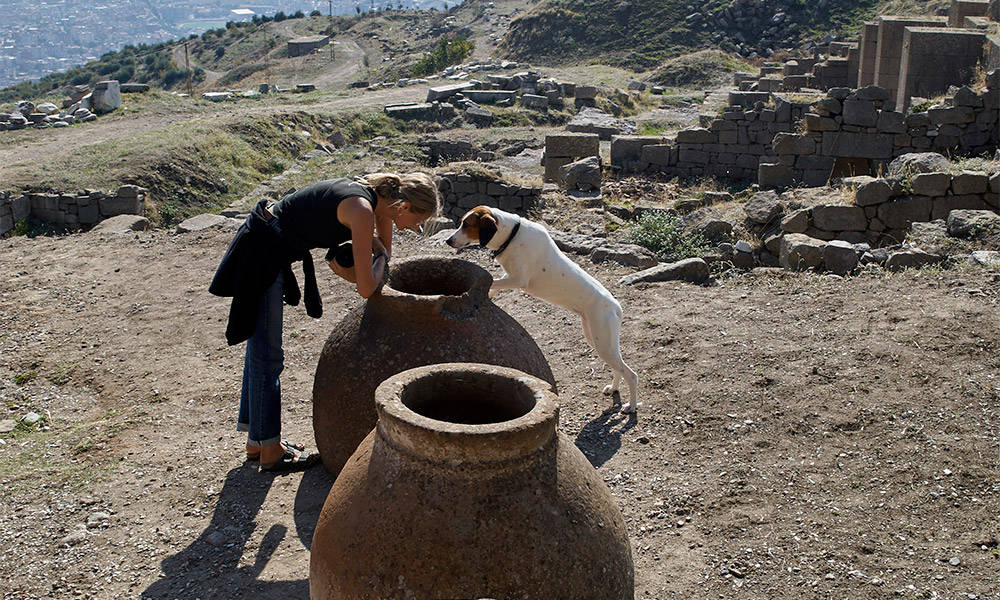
top-left (804, 114), bottom-right (839, 131)
top-left (426, 82), bottom-right (475, 102)
top-left (932, 194), bottom-right (991, 219)
top-left (772, 133), bottom-right (816, 155)
top-left (873, 16), bottom-right (948, 96)
top-left (821, 131), bottom-right (894, 159)
top-left (781, 209), bottom-right (811, 233)
top-left (675, 128), bottom-right (716, 144)
top-left (758, 163), bottom-right (795, 189)
top-left (611, 135), bottom-right (664, 166)
top-left (575, 85), bottom-right (598, 100)
top-left (824, 240), bottom-right (860, 274)
top-left (911, 172), bottom-right (952, 196)
top-left (78, 204), bottom-right (100, 224)
top-left (812, 205), bottom-right (867, 231)
top-left (640, 144), bottom-right (675, 166)
top-left (99, 195), bottom-right (142, 216)
top-left (780, 233), bottom-right (826, 270)
top-left (851, 179), bottom-right (892, 207)
top-left (544, 157), bottom-right (574, 182)
top-left (12, 195), bottom-right (29, 220)
top-left (521, 94), bottom-right (549, 110)
top-left (842, 99), bottom-right (878, 127)
top-left (546, 133), bottom-right (600, 159)
top-left (990, 171), bottom-right (1000, 193)
top-left (877, 195), bottom-right (932, 229)
top-left (951, 171), bottom-right (989, 194)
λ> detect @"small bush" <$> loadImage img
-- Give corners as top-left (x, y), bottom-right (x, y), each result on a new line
top-left (628, 212), bottom-right (711, 262)
top-left (411, 34), bottom-right (474, 76)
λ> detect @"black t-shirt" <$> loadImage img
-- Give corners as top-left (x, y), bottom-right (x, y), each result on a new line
top-left (270, 178), bottom-right (377, 260)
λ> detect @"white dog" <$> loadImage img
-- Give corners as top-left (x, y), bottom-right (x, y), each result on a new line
top-left (446, 205), bottom-right (639, 413)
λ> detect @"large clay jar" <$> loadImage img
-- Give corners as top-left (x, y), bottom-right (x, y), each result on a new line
top-left (312, 256), bottom-right (556, 475)
top-left (310, 363), bottom-right (634, 600)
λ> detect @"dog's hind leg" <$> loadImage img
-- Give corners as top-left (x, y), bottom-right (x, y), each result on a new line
top-left (588, 308), bottom-right (639, 413)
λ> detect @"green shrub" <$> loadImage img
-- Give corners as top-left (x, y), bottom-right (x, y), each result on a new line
top-left (411, 34), bottom-right (474, 76)
top-left (628, 212), bottom-right (711, 261)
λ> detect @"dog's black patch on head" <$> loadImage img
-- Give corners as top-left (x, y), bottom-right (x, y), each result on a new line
top-left (478, 216), bottom-right (497, 247)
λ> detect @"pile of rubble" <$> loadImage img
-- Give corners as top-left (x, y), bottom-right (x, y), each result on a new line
top-left (0, 80), bottom-right (136, 132)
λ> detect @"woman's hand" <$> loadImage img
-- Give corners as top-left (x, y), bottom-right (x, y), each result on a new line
top-left (329, 259), bottom-right (357, 283)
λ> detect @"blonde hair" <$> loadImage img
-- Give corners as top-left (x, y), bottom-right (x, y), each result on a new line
top-left (361, 172), bottom-right (440, 216)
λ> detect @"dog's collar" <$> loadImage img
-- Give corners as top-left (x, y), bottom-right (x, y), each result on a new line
top-left (491, 217), bottom-right (521, 259)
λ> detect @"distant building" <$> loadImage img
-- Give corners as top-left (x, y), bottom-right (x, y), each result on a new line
top-left (287, 35), bottom-right (329, 57)
top-left (230, 9), bottom-right (255, 21)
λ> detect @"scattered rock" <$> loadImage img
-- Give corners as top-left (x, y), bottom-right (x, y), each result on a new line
top-left (560, 156), bottom-right (602, 191)
top-left (0, 419), bottom-right (16, 433)
top-left (946, 210), bottom-right (1000, 238)
top-left (885, 248), bottom-right (943, 270)
top-left (175, 214), bottom-right (236, 234)
top-left (887, 153), bottom-right (949, 176)
top-left (744, 191), bottom-right (783, 225)
top-left (590, 243), bottom-right (659, 269)
top-left (90, 215), bottom-right (150, 234)
top-left (779, 233), bottom-right (824, 270)
top-left (619, 258), bottom-right (710, 285)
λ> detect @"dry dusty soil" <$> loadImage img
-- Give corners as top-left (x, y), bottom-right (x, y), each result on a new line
top-left (2, 220), bottom-right (1000, 599)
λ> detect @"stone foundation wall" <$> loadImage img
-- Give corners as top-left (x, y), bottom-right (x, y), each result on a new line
top-left (762, 77), bottom-right (999, 188)
top-left (776, 172), bottom-right (1000, 248)
top-left (0, 185), bottom-right (147, 236)
top-left (610, 94), bottom-right (812, 181)
top-left (436, 172), bottom-right (541, 221)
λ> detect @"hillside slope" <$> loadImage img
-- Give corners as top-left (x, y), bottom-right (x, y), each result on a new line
top-left (500, 0), bottom-right (945, 69)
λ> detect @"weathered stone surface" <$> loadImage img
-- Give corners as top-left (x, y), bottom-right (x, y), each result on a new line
top-left (521, 94), bottom-right (549, 110)
top-left (991, 172), bottom-right (1000, 194)
top-left (887, 152), bottom-right (949, 176)
top-left (546, 133), bottom-right (600, 158)
top-left (675, 128), bottom-right (717, 144)
top-left (202, 92), bottom-right (231, 102)
top-left (969, 250), bottom-right (1000, 268)
top-left (91, 80), bottom-right (122, 113)
top-left (781, 208), bottom-right (810, 233)
top-left (559, 156), bottom-right (602, 191)
top-left (841, 99), bottom-right (878, 126)
top-left (947, 209), bottom-right (1000, 237)
top-left (175, 213), bottom-right (234, 233)
top-left (885, 248), bottom-right (943, 270)
top-left (744, 191), bottom-right (784, 225)
top-left (877, 195), bottom-right (932, 229)
top-left (758, 163), bottom-right (795, 189)
top-left (823, 240), bottom-right (859, 274)
top-left (619, 258), bottom-right (710, 285)
top-left (812, 205), bottom-right (867, 231)
top-left (779, 233), bottom-right (825, 270)
top-left (821, 131), bottom-right (893, 158)
top-left (89, 214), bottom-right (150, 233)
top-left (911, 172), bottom-right (952, 197)
top-left (590, 243), bottom-right (659, 269)
top-left (567, 108), bottom-right (636, 139)
top-left (550, 230), bottom-right (604, 255)
top-left (932, 194), bottom-right (991, 219)
top-left (426, 82), bottom-right (475, 101)
top-left (691, 219), bottom-right (733, 242)
top-left (772, 133), bottom-right (815, 155)
top-left (951, 171), bottom-right (989, 195)
top-left (854, 179), bottom-right (894, 206)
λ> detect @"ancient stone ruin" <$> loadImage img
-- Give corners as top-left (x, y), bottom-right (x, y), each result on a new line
top-left (0, 186), bottom-right (147, 236)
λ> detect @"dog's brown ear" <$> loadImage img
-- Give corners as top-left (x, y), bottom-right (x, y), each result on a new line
top-left (478, 213), bottom-right (497, 246)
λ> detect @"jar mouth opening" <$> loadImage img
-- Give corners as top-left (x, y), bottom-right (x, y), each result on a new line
top-left (387, 257), bottom-right (483, 297)
top-left (376, 364), bottom-right (558, 464)
top-left (400, 372), bottom-right (535, 425)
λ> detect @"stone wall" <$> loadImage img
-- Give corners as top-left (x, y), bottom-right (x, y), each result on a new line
top-left (436, 172), bottom-right (541, 222)
top-left (0, 185), bottom-right (147, 237)
top-left (896, 27), bottom-right (986, 110)
top-left (610, 93), bottom-right (811, 181)
top-left (762, 76), bottom-right (999, 188)
top-left (776, 172), bottom-right (1000, 248)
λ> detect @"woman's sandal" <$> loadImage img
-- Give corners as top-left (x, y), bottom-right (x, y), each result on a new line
top-left (259, 446), bottom-right (320, 473)
top-left (246, 439), bottom-right (306, 462)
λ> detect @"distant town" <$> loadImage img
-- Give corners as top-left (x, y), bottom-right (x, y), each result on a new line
top-left (0, 0), bottom-right (443, 90)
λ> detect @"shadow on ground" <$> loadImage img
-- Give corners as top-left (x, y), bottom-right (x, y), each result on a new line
top-left (141, 464), bottom-right (333, 600)
top-left (574, 397), bottom-right (638, 468)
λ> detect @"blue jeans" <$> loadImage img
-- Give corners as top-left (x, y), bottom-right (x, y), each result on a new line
top-left (237, 269), bottom-right (284, 447)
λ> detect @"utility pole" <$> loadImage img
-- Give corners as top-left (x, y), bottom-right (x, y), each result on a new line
top-left (184, 42), bottom-right (192, 96)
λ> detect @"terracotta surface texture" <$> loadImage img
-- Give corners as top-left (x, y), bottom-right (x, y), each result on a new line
top-left (310, 363), bottom-right (634, 600)
top-left (312, 256), bottom-right (556, 475)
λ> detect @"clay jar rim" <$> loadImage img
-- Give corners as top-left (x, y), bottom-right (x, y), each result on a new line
top-left (378, 256), bottom-right (491, 315)
top-left (375, 363), bottom-right (559, 465)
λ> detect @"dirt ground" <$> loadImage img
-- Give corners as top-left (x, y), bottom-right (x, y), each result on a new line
top-left (2, 214), bottom-right (999, 599)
